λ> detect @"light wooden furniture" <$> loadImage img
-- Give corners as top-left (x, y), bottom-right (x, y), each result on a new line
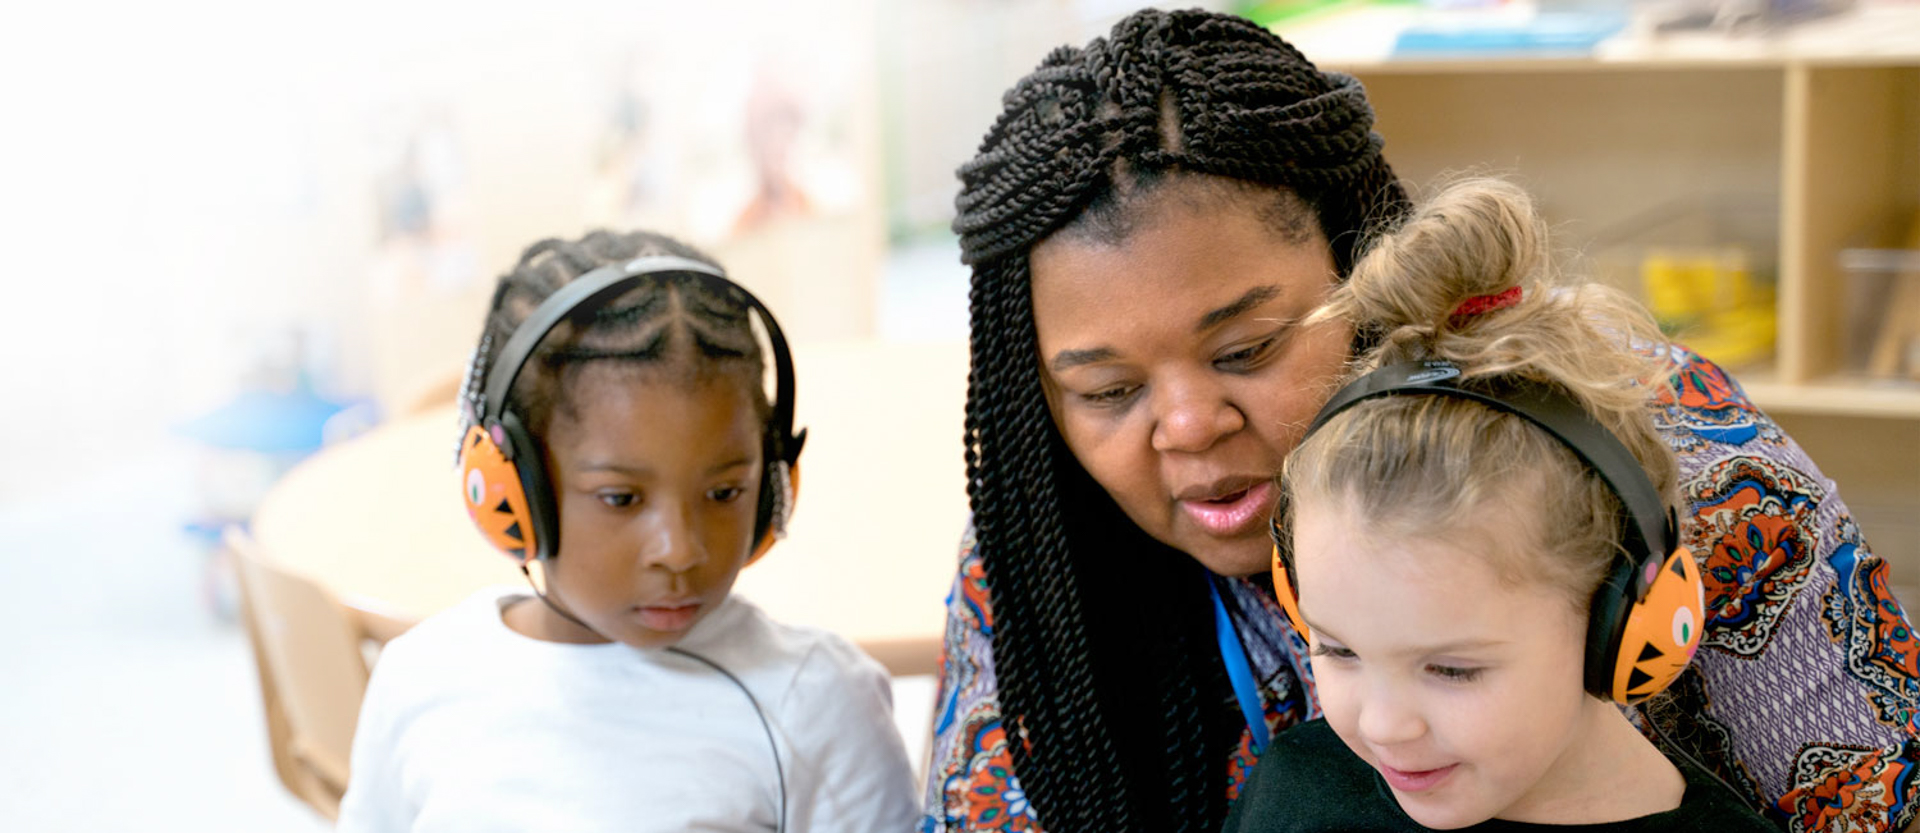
top-left (1866, 215), bottom-right (1920, 380)
top-left (229, 527), bottom-right (379, 821)
top-left (1317, 30), bottom-right (1920, 403)
top-left (1273, 5), bottom-right (1920, 595)
top-left (250, 339), bottom-right (968, 677)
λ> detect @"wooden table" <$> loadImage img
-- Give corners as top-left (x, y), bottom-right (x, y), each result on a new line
top-left (252, 339), bottom-right (968, 676)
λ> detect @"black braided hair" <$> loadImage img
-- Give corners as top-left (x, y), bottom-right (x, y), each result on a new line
top-left (461, 229), bottom-right (774, 479)
top-left (953, 9), bottom-right (1408, 832)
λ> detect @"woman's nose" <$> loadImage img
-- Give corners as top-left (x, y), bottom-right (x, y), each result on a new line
top-left (1150, 375), bottom-right (1245, 453)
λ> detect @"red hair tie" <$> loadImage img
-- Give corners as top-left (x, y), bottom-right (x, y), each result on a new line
top-left (1449, 286), bottom-right (1522, 321)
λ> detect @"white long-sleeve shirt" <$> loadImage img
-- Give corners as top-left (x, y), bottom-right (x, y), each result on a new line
top-left (337, 588), bottom-right (918, 833)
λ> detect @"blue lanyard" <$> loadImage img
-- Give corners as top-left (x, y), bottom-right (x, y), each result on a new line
top-left (1209, 577), bottom-right (1270, 754)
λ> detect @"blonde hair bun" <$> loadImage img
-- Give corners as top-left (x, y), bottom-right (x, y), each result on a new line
top-left (1329, 177), bottom-right (1544, 345)
top-left (1285, 175), bottom-right (1684, 615)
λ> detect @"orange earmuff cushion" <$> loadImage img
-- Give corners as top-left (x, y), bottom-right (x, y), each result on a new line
top-left (1272, 542), bottom-right (1310, 641)
top-left (1610, 545), bottom-right (1706, 703)
top-left (458, 424), bottom-right (541, 562)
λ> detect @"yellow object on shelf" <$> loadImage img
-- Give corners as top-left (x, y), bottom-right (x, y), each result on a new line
top-left (1640, 245), bottom-right (1776, 369)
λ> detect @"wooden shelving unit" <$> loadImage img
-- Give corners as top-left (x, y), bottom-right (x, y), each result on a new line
top-left (1316, 26), bottom-right (1920, 412)
top-left (1288, 8), bottom-right (1920, 585)
top-left (1738, 375), bottom-right (1920, 419)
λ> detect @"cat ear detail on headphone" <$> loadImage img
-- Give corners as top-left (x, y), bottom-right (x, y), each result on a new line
top-left (1610, 543), bottom-right (1706, 703)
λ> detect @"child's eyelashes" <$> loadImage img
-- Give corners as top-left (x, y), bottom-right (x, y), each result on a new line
top-left (595, 489), bottom-right (641, 509)
top-left (1426, 664), bottom-right (1484, 683)
top-left (591, 486), bottom-right (748, 507)
top-left (1309, 643), bottom-right (1485, 683)
top-left (1310, 644), bottom-right (1357, 661)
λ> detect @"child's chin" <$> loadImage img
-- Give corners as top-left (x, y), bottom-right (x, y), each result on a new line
top-left (613, 620), bottom-right (699, 651)
top-left (1392, 791), bottom-right (1492, 831)
top-left (617, 632), bottom-right (688, 651)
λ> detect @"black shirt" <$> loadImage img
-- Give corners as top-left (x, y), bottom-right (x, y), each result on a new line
top-left (1222, 719), bottom-right (1777, 832)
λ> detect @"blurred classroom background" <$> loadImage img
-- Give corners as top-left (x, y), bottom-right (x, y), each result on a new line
top-left (2, 0), bottom-right (1918, 828)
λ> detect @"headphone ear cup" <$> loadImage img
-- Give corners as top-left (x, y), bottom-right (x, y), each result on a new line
top-left (499, 411), bottom-right (559, 563)
top-left (1608, 546), bottom-right (1706, 703)
top-left (780, 461), bottom-right (799, 533)
top-left (458, 422), bottom-right (543, 563)
top-left (747, 460), bottom-right (798, 566)
top-left (1272, 542), bottom-right (1310, 641)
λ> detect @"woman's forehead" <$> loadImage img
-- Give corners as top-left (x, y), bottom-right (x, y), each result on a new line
top-left (1052, 172), bottom-right (1321, 248)
top-left (1029, 196), bottom-right (1334, 338)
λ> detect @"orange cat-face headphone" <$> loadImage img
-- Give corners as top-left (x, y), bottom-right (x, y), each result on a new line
top-left (1270, 359), bottom-right (1705, 704)
top-left (456, 254), bottom-right (806, 568)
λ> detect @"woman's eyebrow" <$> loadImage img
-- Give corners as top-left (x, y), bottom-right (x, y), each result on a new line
top-left (1049, 346), bottom-right (1117, 372)
top-left (1195, 285), bottom-right (1281, 332)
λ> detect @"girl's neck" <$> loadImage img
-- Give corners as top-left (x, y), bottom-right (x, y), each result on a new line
top-left (1500, 699), bottom-right (1685, 825)
top-left (502, 594), bottom-right (610, 645)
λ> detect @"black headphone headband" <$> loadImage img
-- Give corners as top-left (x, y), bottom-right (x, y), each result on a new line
top-left (1306, 359), bottom-right (1675, 589)
top-left (478, 254), bottom-right (802, 465)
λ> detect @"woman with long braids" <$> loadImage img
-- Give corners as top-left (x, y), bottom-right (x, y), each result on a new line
top-left (925, 8), bottom-right (1920, 833)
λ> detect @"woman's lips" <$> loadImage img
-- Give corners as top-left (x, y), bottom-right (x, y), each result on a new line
top-left (634, 603), bottom-right (701, 632)
top-left (1380, 762), bottom-right (1458, 793)
top-left (1178, 478), bottom-right (1276, 537)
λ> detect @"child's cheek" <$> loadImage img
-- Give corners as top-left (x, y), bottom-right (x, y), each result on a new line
top-left (1315, 679), bottom-right (1374, 767)
top-left (1308, 662), bottom-right (1356, 723)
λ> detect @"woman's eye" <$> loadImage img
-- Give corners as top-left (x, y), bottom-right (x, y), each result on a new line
top-left (596, 490), bottom-right (639, 508)
top-left (1080, 384), bottom-right (1138, 405)
top-left (1216, 337), bottom-right (1276, 369)
top-left (708, 485), bottom-right (745, 503)
top-left (1428, 664), bottom-right (1483, 683)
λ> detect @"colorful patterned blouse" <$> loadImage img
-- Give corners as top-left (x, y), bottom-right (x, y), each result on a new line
top-left (921, 346), bottom-right (1920, 833)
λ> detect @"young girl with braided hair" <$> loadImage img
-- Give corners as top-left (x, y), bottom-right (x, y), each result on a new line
top-left (337, 230), bottom-right (917, 832)
top-left (928, 8), bottom-right (1920, 833)
top-left (1224, 177), bottom-right (1772, 831)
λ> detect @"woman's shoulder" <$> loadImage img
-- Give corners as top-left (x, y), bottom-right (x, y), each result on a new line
top-left (1640, 343), bottom-right (1825, 482)
top-left (1640, 345), bottom-right (1920, 830)
top-left (948, 520), bottom-right (994, 638)
top-left (1642, 342), bottom-right (1843, 522)
top-left (1645, 342), bottom-right (1768, 441)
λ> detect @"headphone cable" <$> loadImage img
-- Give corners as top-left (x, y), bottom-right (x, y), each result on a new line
top-left (669, 646), bottom-right (789, 833)
top-left (1641, 700), bottom-right (1752, 809)
top-left (518, 566), bottom-right (788, 832)
top-left (522, 563), bottom-right (601, 635)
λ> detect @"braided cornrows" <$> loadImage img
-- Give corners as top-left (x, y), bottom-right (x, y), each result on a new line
top-left (463, 229), bottom-right (770, 443)
top-left (956, 10), bottom-right (1403, 271)
top-left (954, 9), bottom-right (1407, 832)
